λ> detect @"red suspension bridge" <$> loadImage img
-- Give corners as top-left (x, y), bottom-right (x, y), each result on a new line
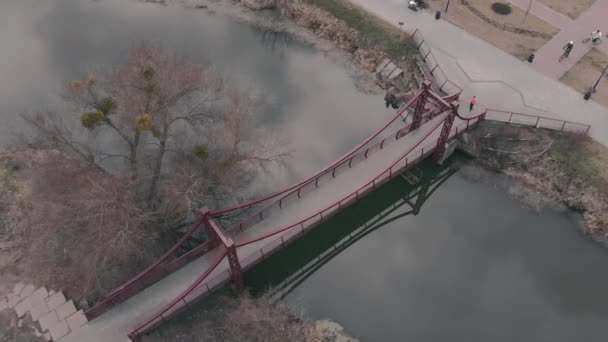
top-left (57, 32), bottom-right (590, 342)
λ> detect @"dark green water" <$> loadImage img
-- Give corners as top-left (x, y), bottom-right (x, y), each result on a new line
top-left (245, 157), bottom-right (608, 342)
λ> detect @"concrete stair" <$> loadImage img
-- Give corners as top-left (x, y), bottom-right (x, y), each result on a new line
top-left (0, 282), bottom-right (88, 341)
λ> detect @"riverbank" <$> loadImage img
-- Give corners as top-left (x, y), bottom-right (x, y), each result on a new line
top-left (161, 0), bottom-right (420, 91)
top-left (462, 122), bottom-right (608, 245)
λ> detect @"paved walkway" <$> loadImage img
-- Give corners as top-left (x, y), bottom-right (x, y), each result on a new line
top-left (505, 0), bottom-right (608, 78)
top-left (351, 0), bottom-right (608, 146)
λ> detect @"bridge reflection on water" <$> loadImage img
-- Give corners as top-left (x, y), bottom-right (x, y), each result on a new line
top-left (245, 158), bottom-right (458, 298)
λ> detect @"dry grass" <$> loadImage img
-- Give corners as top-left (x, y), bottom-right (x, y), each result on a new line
top-left (426, 0), bottom-right (559, 59)
top-left (537, 0), bottom-right (596, 19)
top-left (466, 122), bottom-right (608, 245)
top-left (0, 310), bottom-right (42, 342)
top-left (560, 48), bottom-right (608, 107)
top-left (286, 0), bottom-right (418, 72)
top-left (143, 294), bottom-right (308, 342)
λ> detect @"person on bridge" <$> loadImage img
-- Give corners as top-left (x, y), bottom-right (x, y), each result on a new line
top-left (469, 96), bottom-right (477, 112)
top-left (591, 30), bottom-right (603, 45)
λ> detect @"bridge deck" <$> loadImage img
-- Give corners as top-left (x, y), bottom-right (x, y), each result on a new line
top-left (60, 114), bottom-right (457, 342)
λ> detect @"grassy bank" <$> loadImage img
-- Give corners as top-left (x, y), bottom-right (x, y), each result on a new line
top-left (464, 122), bottom-right (608, 245)
top-left (303, 0), bottom-right (415, 60)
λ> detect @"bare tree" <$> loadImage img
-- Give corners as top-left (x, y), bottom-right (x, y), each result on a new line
top-left (27, 154), bottom-right (167, 299)
top-left (20, 42), bottom-right (287, 300)
top-left (24, 43), bottom-right (223, 202)
top-left (146, 294), bottom-right (308, 342)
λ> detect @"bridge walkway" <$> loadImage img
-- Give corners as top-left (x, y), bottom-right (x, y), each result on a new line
top-left (60, 111), bottom-right (458, 342)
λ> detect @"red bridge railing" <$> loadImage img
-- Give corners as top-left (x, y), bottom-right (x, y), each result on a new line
top-left (236, 114), bottom-right (486, 271)
top-left (127, 110), bottom-right (486, 339)
top-left (128, 248), bottom-right (229, 339)
top-left (209, 91), bottom-right (425, 217)
top-left (85, 217), bottom-right (213, 320)
top-left (226, 108), bottom-right (443, 235)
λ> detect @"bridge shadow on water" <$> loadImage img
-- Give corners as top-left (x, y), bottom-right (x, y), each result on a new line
top-left (243, 156), bottom-right (459, 298)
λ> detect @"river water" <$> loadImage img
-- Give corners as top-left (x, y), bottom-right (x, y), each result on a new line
top-left (247, 159), bottom-right (608, 342)
top-left (4, 1), bottom-right (608, 341)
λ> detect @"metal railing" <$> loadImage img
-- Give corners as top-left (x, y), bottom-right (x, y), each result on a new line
top-left (209, 91), bottom-right (425, 217)
top-left (228, 110), bottom-right (442, 235)
top-left (126, 113), bottom-right (485, 339)
top-left (236, 115), bottom-right (484, 271)
top-left (485, 109), bottom-right (591, 134)
top-left (411, 29), bottom-right (462, 97)
top-left (85, 218), bottom-right (212, 319)
top-left (128, 249), bottom-right (229, 339)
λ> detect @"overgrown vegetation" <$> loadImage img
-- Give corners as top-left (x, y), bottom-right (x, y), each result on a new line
top-left (464, 122), bottom-right (608, 244)
top-left (303, 0), bottom-right (416, 60)
top-left (0, 310), bottom-right (42, 342)
top-left (240, 0), bottom-right (417, 79)
top-left (144, 294), bottom-right (308, 342)
top-left (144, 293), bottom-right (354, 342)
top-left (12, 43), bottom-right (285, 301)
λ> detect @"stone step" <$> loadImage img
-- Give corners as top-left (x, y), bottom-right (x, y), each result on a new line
top-left (6, 292), bottom-right (21, 309)
top-left (39, 310), bottom-right (60, 332)
top-left (3, 283), bottom-right (87, 342)
top-left (56, 300), bottom-right (77, 321)
top-left (48, 319), bottom-right (70, 341)
top-left (15, 286), bottom-right (49, 318)
top-left (46, 291), bottom-right (67, 311)
top-left (19, 284), bottom-right (36, 299)
top-left (65, 310), bottom-right (88, 332)
top-left (30, 300), bottom-right (51, 321)
top-left (12, 282), bottom-right (25, 297)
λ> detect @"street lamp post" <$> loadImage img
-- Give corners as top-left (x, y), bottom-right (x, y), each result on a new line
top-left (584, 63), bottom-right (608, 100)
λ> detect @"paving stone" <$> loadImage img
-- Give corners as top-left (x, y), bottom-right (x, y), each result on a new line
top-left (48, 320), bottom-right (70, 341)
top-left (0, 298), bottom-right (7, 311)
top-left (56, 300), bottom-right (76, 320)
top-left (7, 293), bottom-right (21, 308)
top-left (28, 287), bottom-right (49, 305)
top-left (45, 291), bottom-right (66, 311)
top-left (15, 299), bottom-right (31, 318)
top-left (16, 287), bottom-right (49, 317)
top-left (66, 310), bottom-right (88, 331)
top-left (13, 282), bottom-right (25, 296)
top-left (38, 310), bottom-right (60, 332)
top-left (29, 301), bottom-right (50, 321)
top-left (20, 284), bottom-right (35, 299)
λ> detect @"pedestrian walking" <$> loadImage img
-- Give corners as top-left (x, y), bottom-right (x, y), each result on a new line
top-left (469, 96), bottom-right (476, 112)
top-left (560, 41), bottom-right (574, 61)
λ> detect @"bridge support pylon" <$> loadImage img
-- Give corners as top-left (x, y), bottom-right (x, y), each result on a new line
top-left (201, 207), bottom-right (244, 292)
top-left (226, 242), bottom-right (244, 292)
top-left (433, 101), bottom-right (458, 163)
top-left (411, 80), bottom-right (431, 130)
top-left (201, 207), bottom-right (220, 248)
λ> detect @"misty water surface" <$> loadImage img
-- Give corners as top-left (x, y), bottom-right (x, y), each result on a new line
top-left (0, 0), bottom-right (392, 190)
top-left (275, 165), bottom-right (608, 342)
